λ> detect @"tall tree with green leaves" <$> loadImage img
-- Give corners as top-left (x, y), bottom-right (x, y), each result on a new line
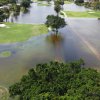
top-left (0, 9), bottom-right (5, 22)
top-left (54, 3), bottom-right (61, 16)
top-left (9, 0), bottom-right (17, 4)
top-left (0, 0), bottom-right (9, 6)
top-left (3, 7), bottom-right (10, 22)
top-left (54, 0), bottom-right (64, 9)
top-left (45, 15), bottom-right (66, 34)
top-left (20, 0), bottom-right (31, 9)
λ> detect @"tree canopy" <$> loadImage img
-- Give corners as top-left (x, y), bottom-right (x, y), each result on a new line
top-left (0, 9), bottom-right (5, 22)
top-left (0, 0), bottom-right (17, 6)
top-left (45, 15), bottom-right (66, 34)
top-left (54, 3), bottom-right (61, 15)
top-left (9, 60), bottom-right (100, 100)
top-left (20, 0), bottom-right (31, 9)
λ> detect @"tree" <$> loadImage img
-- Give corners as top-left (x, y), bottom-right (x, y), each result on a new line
top-left (0, 0), bottom-right (17, 5)
top-left (3, 7), bottom-right (10, 22)
top-left (54, 3), bottom-right (61, 16)
top-left (0, 9), bottom-right (5, 22)
top-left (0, 0), bottom-right (9, 6)
top-left (9, 60), bottom-right (100, 100)
top-left (75, 0), bottom-right (84, 4)
top-left (58, 0), bottom-right (64, 6)
top-left (9, 0), bottom-right (17, 4)
top-left (21, 0), bottom-right (31, 9)
top-left (54, 0), bottom-right (64, 9)
top-left (45, 15), bottom-right (66, 34)
top-left (93, 2), bottom-right (100, 10)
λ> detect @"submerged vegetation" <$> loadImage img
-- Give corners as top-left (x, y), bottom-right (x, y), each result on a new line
top-left (9, 60), bottom-right (100, 100)
top-left (0, 51), bottom-right (11, 57)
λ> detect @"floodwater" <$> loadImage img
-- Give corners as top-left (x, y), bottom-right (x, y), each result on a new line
top-left (8, 3), bottom-right (91, 24)
top-left (63, 3), bottom-right (91, 12)
top-left (1, 18), bottom-right (100, 87)
top-left (0, 3), bottom-right (100, 88)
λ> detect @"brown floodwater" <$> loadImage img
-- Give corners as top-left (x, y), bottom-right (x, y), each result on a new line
top-left (0, 19), bottom-right (100, 88)
top-left (1, 2), bottom-right (100, 89)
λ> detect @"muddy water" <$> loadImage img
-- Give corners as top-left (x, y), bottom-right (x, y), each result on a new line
top-left (0, 35), bottom-right (55, 87)
top-left (1, 2), bottom-right (99, 89)
top-left (0, 19), bottom-right (100, 88)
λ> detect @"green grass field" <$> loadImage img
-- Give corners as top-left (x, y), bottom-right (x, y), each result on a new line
top-left (64, 1), bottom-right (73, 4)
top-left (37, 2), bottom-right (51, 6)
top-left (0, 23), bottom-right (48, 43)
top-left (64, 11), bottom-right (100, 18)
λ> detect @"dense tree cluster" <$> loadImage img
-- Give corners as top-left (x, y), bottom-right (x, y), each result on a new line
top-left (84, 1), bottom-right (100, 10)
top-left (0, 0), bottom-right (31, 22)
top-left (0, 8), bottom-right (5, 22)
top-left (20, 0), bottom-right (31, 9)
top-left (45, 0), bottom-right (66, 34)
top-left (75, 0), bottom-right (84, 4)
top-left (0, 0), bottom-right (16, 6)
top-left (9, 60), bottom-right (100, 100)
top-left (74, 0), bottom-right (100, 10)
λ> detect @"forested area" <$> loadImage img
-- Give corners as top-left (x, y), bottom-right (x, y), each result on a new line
top-left (9, 60), bottom-right (100, 100)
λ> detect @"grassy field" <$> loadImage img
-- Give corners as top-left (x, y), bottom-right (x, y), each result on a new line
top-left (64, 11), bottom-right (100, 18)
top-left (64, 1), bottom-right (73, 4)
top-left (37, 3), bottom-right (51, 6)
top-left (0, 23), bottom-right (48, 43)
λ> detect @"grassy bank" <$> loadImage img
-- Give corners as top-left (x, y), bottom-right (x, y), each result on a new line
top-left (37, 3), bottom-right (51, 6)
top-left (0, 23), bottom-right (48, 43)
top-left (64, 11), bottom-right (100, 18)
top-left (64, 1), bottom-right (73, 4)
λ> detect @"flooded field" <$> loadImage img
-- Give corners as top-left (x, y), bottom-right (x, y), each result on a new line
top-left (0, 2), bottom-right (100, 96)
top-left (0, 19), bottom-right (100, 88)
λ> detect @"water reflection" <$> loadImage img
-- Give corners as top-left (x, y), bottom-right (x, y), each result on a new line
top-left (46, 34), bottom-right (64, 61)
top-left (8, 3), bottom-right (91, 24)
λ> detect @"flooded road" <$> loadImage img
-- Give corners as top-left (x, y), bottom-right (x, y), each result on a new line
top-left (0, 2), bottom-right (100, 89)
top-left (0, 19), bottom-right (100, 87)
